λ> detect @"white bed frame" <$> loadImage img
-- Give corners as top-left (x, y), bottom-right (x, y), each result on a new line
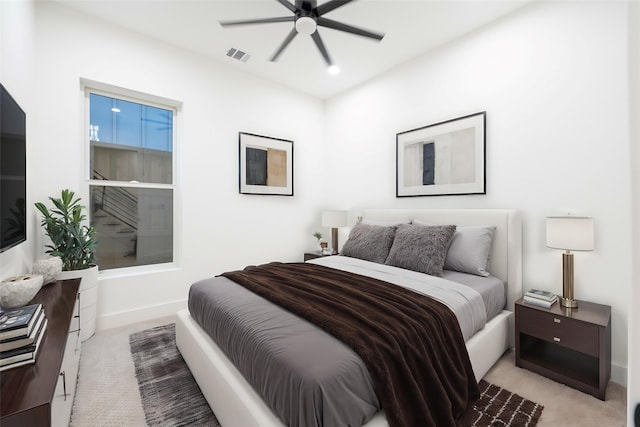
top-left (176, 209), bottom-right (522, 427)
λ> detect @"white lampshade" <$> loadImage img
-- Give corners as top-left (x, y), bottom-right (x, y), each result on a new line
top-left (546, 216), bottom-right (594, 251)
top-left (322, 210), bottom-right (348, 228)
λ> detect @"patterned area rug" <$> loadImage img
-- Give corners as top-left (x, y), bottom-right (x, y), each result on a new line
top-left (130, 324), bottom-right (543, 427)
top-left (459, 380), bottom-right (544, 426)
top-left (129, 324), bottom-right (220, 427)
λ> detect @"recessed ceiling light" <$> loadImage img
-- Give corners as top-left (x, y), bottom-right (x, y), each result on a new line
top-left (328, 65), bottom-right (340, 75)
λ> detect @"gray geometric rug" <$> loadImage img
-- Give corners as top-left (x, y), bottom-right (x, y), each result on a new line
top-left (129, 324), bottom-right (220, 427)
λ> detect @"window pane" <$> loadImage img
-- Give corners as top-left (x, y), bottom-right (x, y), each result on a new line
top-left (89, 94), bottom-right (173, 184)
top-left (90, 186), bottom-right (173, 270)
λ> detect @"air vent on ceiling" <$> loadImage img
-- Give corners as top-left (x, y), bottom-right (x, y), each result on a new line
top-left (226, 48), bottom-right (251, 62)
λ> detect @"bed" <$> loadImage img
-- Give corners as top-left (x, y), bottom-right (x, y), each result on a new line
top-left (176, 208), bottom-right (522, 427)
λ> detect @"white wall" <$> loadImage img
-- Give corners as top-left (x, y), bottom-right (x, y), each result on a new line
top-left (30, 2), bottom-right (326, 328)
top-left (628, 0), bottom-right (639, 423)
top-left (325, 1), bottom-right (631, 385)
top-left (0, 0), bottom-right (36, 279)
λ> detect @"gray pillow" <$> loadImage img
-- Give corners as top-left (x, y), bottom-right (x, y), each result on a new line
top-left (340, 223), bottom-right (397, 264)
top-left (384, 224), bottom-right (456, 277)
top-left (444, 225), bottom-right (496, 277)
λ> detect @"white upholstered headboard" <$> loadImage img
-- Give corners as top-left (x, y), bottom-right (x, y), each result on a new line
top-left (363, 209), bottom-right (523, 312)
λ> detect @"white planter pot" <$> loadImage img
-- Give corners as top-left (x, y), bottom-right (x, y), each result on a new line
top-left (58, 265), bottom-right (98, 341)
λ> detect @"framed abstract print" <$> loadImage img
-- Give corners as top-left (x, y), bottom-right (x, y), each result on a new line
top-left (396, 112), bottom-right (486, 197)
top-left (239, 132), bottom-right (293, 196)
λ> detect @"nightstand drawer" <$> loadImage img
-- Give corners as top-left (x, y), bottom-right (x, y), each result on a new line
top-left (518, 305), bottom-right (599, 356)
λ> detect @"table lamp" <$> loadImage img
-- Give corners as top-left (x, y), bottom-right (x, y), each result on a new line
top-left (546, 216), bottom-right (594, 308)
top-left (322, 210), bottom-right (347, 255)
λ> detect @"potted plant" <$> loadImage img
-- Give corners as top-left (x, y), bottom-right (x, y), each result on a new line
top-left (35, 189), bottom-right (98, 341)
top-left (35, 189), bottom-right (97, 270)
top-left (313, 232), bottom-right (328, 253)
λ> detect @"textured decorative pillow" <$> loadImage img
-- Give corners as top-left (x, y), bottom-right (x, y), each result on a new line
top-left (444, 225), bottom-right (497, 277)
top-left (384, 224), bottom-right (456, 277)
top-left (413, 220), bottom-right (497, 277)
top-left (340, 223), bottom-right (397, 264)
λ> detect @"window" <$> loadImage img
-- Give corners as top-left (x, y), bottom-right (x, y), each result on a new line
top-left (86, 86), bottom-right (177, 271)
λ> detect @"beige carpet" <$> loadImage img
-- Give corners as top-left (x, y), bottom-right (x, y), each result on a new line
top-left (71, 316), bottom-right (627, 426)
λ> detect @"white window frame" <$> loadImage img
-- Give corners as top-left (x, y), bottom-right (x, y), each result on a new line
top-left (81, 79), bottom-right (182, 276)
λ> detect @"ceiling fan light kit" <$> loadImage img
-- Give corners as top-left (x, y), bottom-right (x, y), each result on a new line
top-left (220, 0), bottom-right (384, 72)
top-left (295, 16), bottom-right (317, 35)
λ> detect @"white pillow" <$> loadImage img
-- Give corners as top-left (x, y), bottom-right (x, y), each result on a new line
top-left (413, 220), bottom-right (496, 277)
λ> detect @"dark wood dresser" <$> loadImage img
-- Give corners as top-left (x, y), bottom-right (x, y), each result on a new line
top-left (515, 297), bottom-right (611, 400)
top-left (0, 279), bottom-right (81, 426)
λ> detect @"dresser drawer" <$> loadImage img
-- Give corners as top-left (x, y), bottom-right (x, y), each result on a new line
top-left (518, 305), bottom-right (599, 356)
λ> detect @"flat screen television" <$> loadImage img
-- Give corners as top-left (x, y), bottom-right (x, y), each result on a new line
top-left (0, 83), bottom-right (27, 253)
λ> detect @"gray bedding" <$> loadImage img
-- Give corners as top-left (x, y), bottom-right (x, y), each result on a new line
top-left (188, 256), bottom-right (504, 427)
top-left (442, 270), bottom-right (506, 319)
top-left (189, 276), bottom-right (379, 427)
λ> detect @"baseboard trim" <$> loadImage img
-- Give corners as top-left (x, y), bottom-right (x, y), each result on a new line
top-left (612, 363), bottom-right (627, 387)
top-left (96, 299), bottom-right (188, 331)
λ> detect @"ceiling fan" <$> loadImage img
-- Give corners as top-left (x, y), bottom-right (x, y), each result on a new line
top-left (219, 0), bottom-right (385, 72)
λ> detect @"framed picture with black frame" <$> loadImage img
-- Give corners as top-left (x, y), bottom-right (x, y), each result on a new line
top-left (396, 111), bottom-right (486, 197)
top-left (239, 132), bottom-right (294, 196)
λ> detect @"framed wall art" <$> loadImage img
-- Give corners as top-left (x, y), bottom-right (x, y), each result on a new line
top-left (239, 132), bottom-right (293, 196)
top-left (396, 111), bottom-right (486, 197)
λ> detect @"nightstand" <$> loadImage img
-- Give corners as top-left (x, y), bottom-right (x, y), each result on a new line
top-left (515, 298), bottom-right (611, 400)
top-left (303, 251), bottom-right (332, 261)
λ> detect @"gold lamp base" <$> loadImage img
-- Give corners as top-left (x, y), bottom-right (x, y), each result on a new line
top-left (330, 227), bottom-right (339, 255)
top-left (561, 251), bottom-right (578, 309)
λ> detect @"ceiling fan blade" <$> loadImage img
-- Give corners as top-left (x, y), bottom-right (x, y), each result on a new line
top-left (310, 31), bottom-right (333, 66)
top-left (316, 0), bottom-right (354, 16)
top-left (220, 16), bottom-right (294, 27)
top-left (317, 17), bottom-right (384, 41)
top-left (276, 0), bottom-right (298, 13)
top-left (270, 28), bottom-right (299, 61)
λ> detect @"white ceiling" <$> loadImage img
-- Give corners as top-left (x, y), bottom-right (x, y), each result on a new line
top-left (51, 0), bottom-right (535, 99)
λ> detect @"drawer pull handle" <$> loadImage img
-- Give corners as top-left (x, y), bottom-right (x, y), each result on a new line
top-left (553, 337), bottom-right (561, 342)
top-left (553, 318), bottom-right (561, 324)
top-left (60, 371), bottom-right (67, 401)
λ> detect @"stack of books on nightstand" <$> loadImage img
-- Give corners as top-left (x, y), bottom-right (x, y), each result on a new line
top-left (524, 289), bottom-right (558, 308)
top-left (0, 303), bottom-right (47, 371)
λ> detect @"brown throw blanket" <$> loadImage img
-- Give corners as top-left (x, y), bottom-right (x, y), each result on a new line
top-left (221, 262), bottom-right (479, 427)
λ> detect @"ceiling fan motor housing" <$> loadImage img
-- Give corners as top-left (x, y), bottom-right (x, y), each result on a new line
top-left (295, 1), bottom-right (318, 34)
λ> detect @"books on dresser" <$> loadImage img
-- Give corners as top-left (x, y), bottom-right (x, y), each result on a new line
top-left (523, 289), bottom-right (558, 308)
top-left (0, 304), bottom-right (42, 340)
top-left (0, 303), bottom-right (47, 371)
top-left (0, 309), bottom-right (45, 352)
top-left (0, 317), bottom-right (47, 371)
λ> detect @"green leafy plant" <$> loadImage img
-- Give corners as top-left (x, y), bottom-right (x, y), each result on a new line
top-left (34, 189), bottom-right (97, 271)
top-left (313, 232), bottom-right (323, 242)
